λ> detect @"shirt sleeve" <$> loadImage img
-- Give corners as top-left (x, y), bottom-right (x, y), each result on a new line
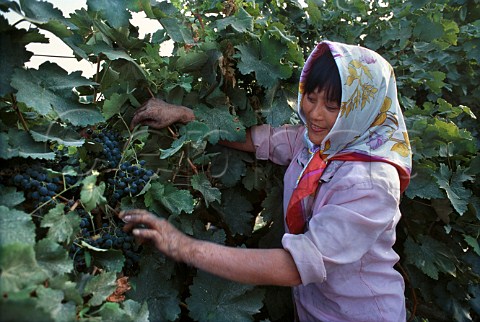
top-left (282, 162), bottom-right (401, 285)
top-left (250, 124), bottom-right (304, 166)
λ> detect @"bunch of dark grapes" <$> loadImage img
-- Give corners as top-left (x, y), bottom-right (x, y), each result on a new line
top-left (52, 145), bottom-right (80, 170)
top-left (69, 208), bottom-right (141, 273)
top-left (12, 167), bottom-right (62, 206)
top-left (91, 129), bottom-right (123, 167)
top-left (109, 160), bottom-right (154, 200)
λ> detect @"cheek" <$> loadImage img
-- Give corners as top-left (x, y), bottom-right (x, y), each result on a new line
top-left (328, 112), bottom-right (340, 127)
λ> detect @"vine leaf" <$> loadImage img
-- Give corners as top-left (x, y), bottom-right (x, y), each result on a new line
top-left (80, 174), bottom-right (107, 212)
top-left (425, 71), bottom-right (446, 94)
top-left (128, 252), bottom-right (181, 322)
top-left (242, 166), bottom-right (267, 192)
top-left (260, 186), bottom-right (283, 223)
top-left (96, 300), bottom-right (149, 322)
top-left (11, 62), bottom-right (104, 126)
top-left (194, 104), bottom-right (245, 144)
top-left (159, 136), bottom-right (186, 159)
top-left (0, 186), bottom-right (25, 208)
top-left (35, 238), bottom-right (73, 277)
top-left (191, 173), bottom-right (221, 207)
top-left (463, 235), bottom-right (480, 256)
top-left (12, 0), bottom-right (73, 38)
top-left (36, 285), bottom-right (77, 322)
top-left (49, 274), bottom-right (83, 305)
top-left (30, 123), bottom-right (85, 147)
top-left (84, 271), bottom-right (118, 307)
top-left (158, 120), bottom-right (210, 159)
top-left (93, 249), bottom-right (126, 273)
top-left (404, 235), bottom-right (456, 280)
top-left (41, 204), bottom-right (81, 244)
top-left (213, 189), bottom-right (253, 236)
top-left (413, 16), bottom-right (444, 42)
top-left (160, 17), bottom-right (194, 44)
top-left (0, 206), bottom-right (35, 246)
top-left (87, 0), bottom-right (131, 28)
top-left (0, 129), bottom-right (55, 160)
top-left (210, 147), bottom-right (249, 188)
top-left (86, 41), bottom-right (139, 64)
top-left (433, 164), bottom-right (473, 215)
top-left (127, 0), bottom-right (155, 18)
top-left (176, 51), bottom-right (209, 73)
top-left (0, 244), bottom-right (48, 293)
top-left (0, 295), bottom-right (52, 322)
top-left (405, 164), bottom-right (444, 200)
top-left (186, 271), bottom-right (265, 322)
top-left (262, 85), bottom-right (295, 127)
top-left (216, 7), bottom-right (254, 33)
top-left (145, 182), bottom-right (194, 215)
top-left (0, 16), bottom-right (45, 96)
top-left (235, 34), bottom-right (291, 89)
top-left (102, 93), bottom-right (129, 120)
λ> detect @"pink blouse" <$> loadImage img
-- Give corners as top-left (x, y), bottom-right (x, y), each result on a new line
top-left (252, 124), bottom-right (406, 322)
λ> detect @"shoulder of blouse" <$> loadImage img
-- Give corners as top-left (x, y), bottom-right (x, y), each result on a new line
top-left (324, 160), bottom-right (401, 196)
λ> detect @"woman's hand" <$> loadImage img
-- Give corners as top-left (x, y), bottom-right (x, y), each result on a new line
top-left (119, 210), bottom-right (301, 286)
top-left (119, 209), bottom-right (191, 262)
top-left (130, 98), bottom-right (195, 130)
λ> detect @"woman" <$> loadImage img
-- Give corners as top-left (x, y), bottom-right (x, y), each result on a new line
top-left (122, 41), bottom-right (412, 321)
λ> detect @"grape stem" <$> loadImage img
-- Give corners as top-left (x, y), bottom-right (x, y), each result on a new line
top-left (117, 115), bottom-right (139, 167)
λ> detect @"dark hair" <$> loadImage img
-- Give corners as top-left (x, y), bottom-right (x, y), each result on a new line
top-left (304, 50), bottom-right (342, 106)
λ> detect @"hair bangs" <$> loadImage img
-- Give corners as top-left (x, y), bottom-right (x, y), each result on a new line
top-left (304, 50), bottom-right (341, 106)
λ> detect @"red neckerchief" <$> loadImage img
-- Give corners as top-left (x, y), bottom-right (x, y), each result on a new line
top-left (285, 152), bottom-right (410, 234)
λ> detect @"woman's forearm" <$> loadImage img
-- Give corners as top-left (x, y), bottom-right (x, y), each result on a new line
top-left (219, 128), bottom-right (256, 152)
top-left (180, 237), bottom-right (302, 286)
top-left (120, 209), bottom-right (300, 287)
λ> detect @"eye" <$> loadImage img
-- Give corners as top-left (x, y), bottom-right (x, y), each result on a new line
top-left (326, 105), bottom-right (340, 112)
top-left (306, 95), bottom-right (316, 103)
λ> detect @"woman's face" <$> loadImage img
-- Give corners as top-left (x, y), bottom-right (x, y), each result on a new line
top-left (302, 89), bottom-right (340, 145)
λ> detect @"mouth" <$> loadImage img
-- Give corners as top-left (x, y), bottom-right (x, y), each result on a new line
top-left (310, 124), bottom-right (325, 133)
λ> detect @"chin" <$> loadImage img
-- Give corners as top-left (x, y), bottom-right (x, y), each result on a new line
top-left (308, 134), bottom-right (324, 146)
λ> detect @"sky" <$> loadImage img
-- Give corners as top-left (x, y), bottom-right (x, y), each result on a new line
top-left (3, 0), bottom-right (164, 77)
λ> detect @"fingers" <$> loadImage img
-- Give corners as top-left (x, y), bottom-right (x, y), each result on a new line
top-left (130, 117), bottom-right (156, 131)
top-left (130, 98), bottom-right (195, 130)
top-left (120, 209), bottom-right (161, 229)
top-left (179, 106), bottom-right (196, 123)
top-left (130, 107), bottom-right (151, 129)
top-left (130, 227), bottom-right (158, 241)
top-left (129, 98), bottom-right (160, 129)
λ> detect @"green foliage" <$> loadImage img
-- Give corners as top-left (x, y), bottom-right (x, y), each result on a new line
top-left (0, 0), bottom-right (479, 321)
top-left (186, 271), bottom-right (265, 322)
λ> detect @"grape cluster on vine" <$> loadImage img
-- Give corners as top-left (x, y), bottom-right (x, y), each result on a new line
top-left (109, 160), bottom-right (154, 200)
top-left (11, 167), bottom-right (72, 206)
top-left (91, 129), bottom-right (123, 167)
top-left (69, 207), bottom-right (141, 273)
top-left (52, 144), bottom-right (80, 170)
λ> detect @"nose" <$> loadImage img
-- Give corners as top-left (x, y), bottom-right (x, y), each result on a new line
top-left (309, 102), bottom-right (326, 120)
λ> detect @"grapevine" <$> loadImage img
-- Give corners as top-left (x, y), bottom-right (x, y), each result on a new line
top-left (0, 1), bottom-right (478, 321)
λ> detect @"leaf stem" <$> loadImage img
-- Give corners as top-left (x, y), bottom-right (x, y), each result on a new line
top-left (117, 115), bottom-right (140, 165)
top-left (147, 86), bottom-right (155, 98)
top-left (172, 150), bottom-right (185, 183)
top-left (187, 157), bottom-right (198, 175)
top-left (11, 94), bottom-right (29, 132)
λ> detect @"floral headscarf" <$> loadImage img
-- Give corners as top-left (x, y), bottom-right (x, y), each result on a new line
top-left (286, 41), bottom-right (412, 234)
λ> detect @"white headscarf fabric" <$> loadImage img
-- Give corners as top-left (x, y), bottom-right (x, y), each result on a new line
top-left (297, 41), bottom-right (412, 185)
